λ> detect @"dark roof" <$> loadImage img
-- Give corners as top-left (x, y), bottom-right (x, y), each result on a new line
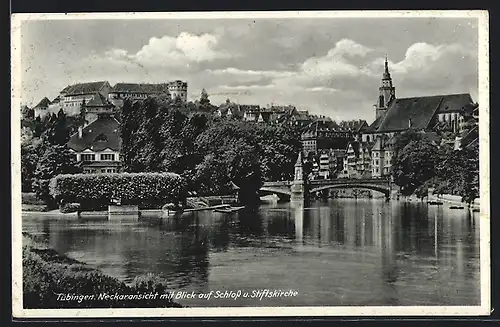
top-left (34, 97), bottom-right (51, 109)
top-left (67, 116), bottom-right (121, 152)
top-left (50, 96), bottom-right (61, 104)
top-left (376, 95), bottom-right (443, 132)
top-left (339, 120), bottom-right (368, 132)
top-left (366, 115), bottom-right (384, 132)
top-left (375, 93), bottom-right (475, 133)
top-left (437, 93), bottom-right (474, 113)
top-left (348, 141), bottom-right (360, 156)
top-left (61, 81), bottom-right (109, 96)
top-left (85, 92), bottom-right (114, 107)
top-left (110, 83), bottom-right (171, 94)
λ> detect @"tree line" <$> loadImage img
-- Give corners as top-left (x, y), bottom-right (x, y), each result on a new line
top-left (391, 115), bottom-right (479, 203)
top-left (20, 91), bottom-right (303, 206)
top-left (120, 94), bottom-right (302, 203)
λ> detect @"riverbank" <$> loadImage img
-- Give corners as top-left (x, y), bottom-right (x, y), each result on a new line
top-left (22, 232), bottom-right (182, 309)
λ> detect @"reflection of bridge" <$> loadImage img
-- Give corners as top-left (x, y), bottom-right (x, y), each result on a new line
top-left (260, 178), bottom-right (392, 200)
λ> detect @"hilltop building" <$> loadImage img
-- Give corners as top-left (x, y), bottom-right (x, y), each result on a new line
top-left (33, 97), bottom-right (51, 118)
top-left (59, 81), bottom-right (112, 115)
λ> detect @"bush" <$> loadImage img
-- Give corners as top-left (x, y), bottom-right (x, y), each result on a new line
top-left (22, 192), bottom-right (44, 205)
top-left (22, 235), bottom-right (182, 309)
top-left (60, 202), bottom-right (80, 213)
top-left (49, 172), bottom-right (188, 210)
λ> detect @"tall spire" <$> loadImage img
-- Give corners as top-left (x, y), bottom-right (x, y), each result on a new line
top-left (383, 55), bottom-right (391, 79)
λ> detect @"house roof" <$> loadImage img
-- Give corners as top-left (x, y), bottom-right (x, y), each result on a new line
top-left (85, 92), bottom-right (114, 107)
top-left (67, 116), bottom-right (121, 152)
top-left (339, 120), bottom-right (368, 133)
top-left (375, 93), bottom-right (475, 133)
top-left (50, 96), bottom-right (61, 104)
top-left (110, 83), bottom-right (171, 94)
top-left (61, 81), bottom-right (109, 96)
top-left (34, 97), bottom-right (51, 109)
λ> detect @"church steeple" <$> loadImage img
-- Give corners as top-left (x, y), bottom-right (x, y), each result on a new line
top-left (383, 56), bottom-right (391, 80)
top-left (375, 55), bottom-right (396, 119)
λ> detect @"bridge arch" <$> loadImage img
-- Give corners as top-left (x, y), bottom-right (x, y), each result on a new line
top-left (259, 187), bottom-right (291, 197)
top-left (309, 183), bottom-right (390, 197)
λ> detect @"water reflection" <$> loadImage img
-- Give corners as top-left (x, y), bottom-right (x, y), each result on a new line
top-left (22, 199), bottom-right (480, 307)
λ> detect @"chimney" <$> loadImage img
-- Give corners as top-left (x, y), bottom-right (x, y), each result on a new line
top-left (78, 126), bottom-right (83, 139)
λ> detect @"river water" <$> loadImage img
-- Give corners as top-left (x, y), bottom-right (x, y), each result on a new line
top-left (22, 199), bottom-right (480, 307)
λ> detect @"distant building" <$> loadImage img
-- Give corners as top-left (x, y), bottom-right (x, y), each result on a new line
top-left (363, 58), bottom-right (476, 142)
top-left (82, 92), bottom-right (115, 125)
top-left (301, 119), bottom-right (359, 156)
top-left (108, 83), bottom-right (171, 107)
top-left (59, 81), bottom-right (112, 115)
top-left (371, 136), bottom-right (395, 178)
top-left (67, 112), bottom-right (121, 174)
top-left (33, 97), bottom-right (51, 118)
top-left (168, 80), bottom-right (188, 102)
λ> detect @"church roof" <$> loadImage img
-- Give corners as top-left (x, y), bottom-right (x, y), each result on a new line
top-left (437, 93), bottom-right (474, 113)
top-left (67, 116), bottom-right (121, 152)
top-left (61, 81), bottom-right (110, 96)
top-left (374, 93), bottom-right (475, 133)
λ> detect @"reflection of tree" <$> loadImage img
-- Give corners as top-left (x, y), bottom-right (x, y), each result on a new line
top-left (210, 216), bottom-right (231, 251)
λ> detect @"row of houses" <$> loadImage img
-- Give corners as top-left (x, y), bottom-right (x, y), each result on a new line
top-left (216, 100), bottom-right (317, 127)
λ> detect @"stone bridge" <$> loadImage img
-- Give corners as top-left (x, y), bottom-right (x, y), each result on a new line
top-left (259, 153), bottom-right (392, 202)
top-left (260, 178), bottom-right (392, 201)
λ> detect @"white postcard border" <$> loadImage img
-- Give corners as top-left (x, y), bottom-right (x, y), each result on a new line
top-left (11, 10), bottom-right (491, 318)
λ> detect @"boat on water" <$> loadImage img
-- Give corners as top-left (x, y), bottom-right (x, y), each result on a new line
top-left (427, 201), bottom-right (444, 205)
top-left (214, 206), bottom-right (245, 214)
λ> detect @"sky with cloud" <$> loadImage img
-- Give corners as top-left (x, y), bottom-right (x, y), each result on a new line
top-left (19, 17), bottom-right (478, 123)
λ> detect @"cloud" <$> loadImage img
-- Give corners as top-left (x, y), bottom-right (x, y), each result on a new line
top-left (205, 39), bottom-right (477, 120)
top-left (301, 39), bottom-right (374, 77)
top-left (98, 32), bottom-right (232, 69)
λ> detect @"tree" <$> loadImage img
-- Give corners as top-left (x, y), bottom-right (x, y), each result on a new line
top-left (392, 139), bottom-right (439, 196)
top-left (42, 109), bottom-right (71, 146)
top-left (32, 144), bottom-right (81, 206)
top-left (198, 89), bottom-right (212, 113)
top-left (21, 138), bottom-right (46, 192)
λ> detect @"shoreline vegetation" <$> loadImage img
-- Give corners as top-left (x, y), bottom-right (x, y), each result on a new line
top-left (22, 232), bottom-right (182, 309)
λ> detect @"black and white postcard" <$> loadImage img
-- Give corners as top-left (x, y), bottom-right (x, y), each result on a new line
top-left (11, 10), bottom-right (490, 318)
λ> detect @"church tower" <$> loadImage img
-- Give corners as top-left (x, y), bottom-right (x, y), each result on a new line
top-left (375, 56), bottom-right (396, 119)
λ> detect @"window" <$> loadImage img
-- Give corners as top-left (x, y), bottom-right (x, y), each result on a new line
top-left (106, 168), bottom-right (116, 173)
top-left (375, 159), bottom-right (379, 165)
top-left (100, 153), bottom-right (115, 161)
top-left (81, 154), bottom-right (95, 161)
top-left (94, 133), bottom-right (108, 142)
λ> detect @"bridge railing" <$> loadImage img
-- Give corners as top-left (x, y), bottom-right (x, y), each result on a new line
top-left (309, 178), bottom-right (391, 185)
top-left (261, 181), bottom-right (292, 187)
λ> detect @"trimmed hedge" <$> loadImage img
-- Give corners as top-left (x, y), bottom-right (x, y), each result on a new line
top-left (49, 172), bottom-right (188, 210)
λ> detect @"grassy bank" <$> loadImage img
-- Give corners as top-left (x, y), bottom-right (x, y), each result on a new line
top-left (22, 233), bottom-right (182, 309)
